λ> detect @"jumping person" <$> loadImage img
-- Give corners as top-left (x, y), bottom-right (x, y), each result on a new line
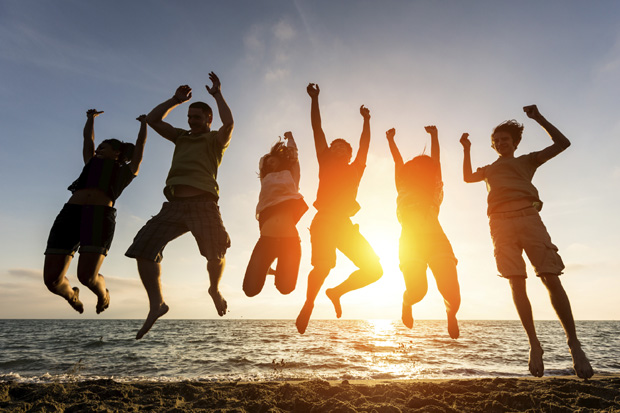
top-left (460, 105), bottom-right (593, 378)
top-left (44, 109), bottom-right (147, 314)
top-left (386, 126), bottom-right (460, 338)
top-left (296, 83), bottom-right (383, 334)
top-left (126, 72), bottom-right (234, 339)
top-left (243, 132), bottom-right (308, 297)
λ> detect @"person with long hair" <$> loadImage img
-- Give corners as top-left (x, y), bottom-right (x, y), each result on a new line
top-left (243, 132), bottom-right (308, 297)
top-left (44, 109), bottom-right (147, 314)
top-left (386, 126), bottom-right (460, 339)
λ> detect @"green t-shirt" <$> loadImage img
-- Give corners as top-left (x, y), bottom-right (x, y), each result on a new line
top-left (164, 129), bottom-right (228, 200)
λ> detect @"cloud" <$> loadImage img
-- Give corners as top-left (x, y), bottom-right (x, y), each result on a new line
top-left (7, 268), bottom-right (42, 281)
top-left (242, 18), bottom-right (298, 82)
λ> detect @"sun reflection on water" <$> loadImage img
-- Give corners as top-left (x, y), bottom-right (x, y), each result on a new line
top-left (365, 319), bottom-right (425, 377)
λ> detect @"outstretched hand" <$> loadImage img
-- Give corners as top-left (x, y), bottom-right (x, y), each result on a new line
top-left (86, 109), bottom-right (104, 119)
top-left (307, 83), bottom-right (320, 98)
top-left (174, 85), bottom-right (192, 103)
top-left (283, 131), bottom-right (293, 140)
top-left (459, 133), bottom-right (471, 149)
top-left (523, 104), bottom-right (543, 121)
top-left (424, 125), bottom-right (438, 136)
top-left (206, 72), bottom-right (221, 96)
top-left (360, 105), bottom-right (370, 120)
top-left (386, 128), bottom-right (396, 141)
top-left (136, 114), bottom-right (147, 123)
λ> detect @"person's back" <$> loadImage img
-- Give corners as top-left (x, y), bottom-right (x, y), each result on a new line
top-left (387, 126), bottom-right (460, 338)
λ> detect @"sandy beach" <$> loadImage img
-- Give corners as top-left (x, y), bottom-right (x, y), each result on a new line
top-left (2, 375), bottom-right (619, 412)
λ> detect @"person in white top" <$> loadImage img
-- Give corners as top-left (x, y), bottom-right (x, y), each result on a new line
top-left (243, 132), bottom-right (308, 297)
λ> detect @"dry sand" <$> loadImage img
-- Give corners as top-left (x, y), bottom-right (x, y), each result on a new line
top-left (1, 375), bottom-right (619, 412)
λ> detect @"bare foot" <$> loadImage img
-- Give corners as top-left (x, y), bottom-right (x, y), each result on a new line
top-left (447, 312), bottom-right (459, 339)
top-left (569, 345), bottom-right (594, 379)
top-left (528, 344), bottom-right (544, 377)
top-left (136, 303), bottom-right (169, 340)
top-left (325, 288), bottom-right (342, 318)
top-left (295, 303), bottom-right (314, 334)
top-left (96, 289), bottom-right (110, 314)
top-left (208, 287), bottom-right (228, 316)
top-left (68, 287), bottom-right (84, 314)
top-left (401, 303), bottom-right (413, 328)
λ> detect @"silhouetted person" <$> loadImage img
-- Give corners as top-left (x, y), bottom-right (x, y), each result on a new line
top-left (44, 109), bottom-right (147, 314)
top-left (243, 132), bottom-right (308, 297)
top-left (460, 105), bottom-right (593, 378)
top-left (126, 73), bottom-right (233, 339)
top-left (296, 83), bottom-right (383, 334)
top-left (386, 126), bottom-right (460, 338)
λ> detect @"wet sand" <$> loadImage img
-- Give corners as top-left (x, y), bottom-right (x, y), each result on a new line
top-left (2, 375), bottom-right (619, 412)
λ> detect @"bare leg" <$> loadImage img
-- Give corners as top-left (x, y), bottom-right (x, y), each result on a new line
top-left (44, 254), bottom-right (83, 313)
top-left (207, 258), bottom-right (227, 316)
top-left (430, 259), bottom-right (461, 339)
top-left (325, 262), bottom-right (383, 319)
top-left (400, 262), bottom-right (428, 329)
top-left (296, 266), bottom-right (330, 334)
top-left (541, 274), bottom-right (593, 379)
top-left (76, 252), bottom-right (109, 313)
top-left (509, 278), bottom-right (544, 377)
top-left (136, 258), bottom-right (169, 340)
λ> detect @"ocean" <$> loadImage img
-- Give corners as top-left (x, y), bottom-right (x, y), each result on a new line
top-left (0, 319), bottom-right (618, 383)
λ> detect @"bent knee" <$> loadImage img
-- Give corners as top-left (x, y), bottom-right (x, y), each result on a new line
top-left (243, 286), bottom-right (260, 298)
top-left (275, 282), bottom-right (297, 295)
top-left (365, 261), bottom-right (383, 283)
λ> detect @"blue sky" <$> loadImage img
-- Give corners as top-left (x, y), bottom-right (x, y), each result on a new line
top-left (1, 0), bottom-right (619, 321)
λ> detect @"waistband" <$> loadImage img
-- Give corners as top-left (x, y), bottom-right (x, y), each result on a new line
top-left (169, 193), bottom-right (218, 203)
top-left (489, 206), bottom-right (539, 219)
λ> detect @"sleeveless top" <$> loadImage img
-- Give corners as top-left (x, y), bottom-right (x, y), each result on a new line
top-left (68, 157), bottom-right (135, 205)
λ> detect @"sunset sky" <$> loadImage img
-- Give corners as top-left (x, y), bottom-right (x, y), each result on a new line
top-left (1, 1), bottom-right (619, 322)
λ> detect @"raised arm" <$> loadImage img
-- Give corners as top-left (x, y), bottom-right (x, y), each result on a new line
top-left (83, 109), bottom-right (103, 164)
top-left (206, 72), bottom-right (234, 147)
top-left (146, 85), bottom-right (192, 142)
top-left (284, 131), bottom-right (301, 186)
top-left (460, 133), bottom-right (484, 183)
top-left (307, 83), bottom-right (328, 158)
top-left (385, 128), bottom-right (403, 172)
top-left (129, 115), bottom-right (148, 175)
top-left (523, 105), bottom-right (571, 164)
top-left (354, 105), bottom-right (371, 166)
top-left (425, 125), bottom-right (441, 180)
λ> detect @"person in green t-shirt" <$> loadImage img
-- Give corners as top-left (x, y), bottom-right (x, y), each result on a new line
top-left (126, 72), bottom-right (234, 340)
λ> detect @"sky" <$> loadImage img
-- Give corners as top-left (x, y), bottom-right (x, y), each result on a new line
top-left (0, 0), bottom-right (619, 322)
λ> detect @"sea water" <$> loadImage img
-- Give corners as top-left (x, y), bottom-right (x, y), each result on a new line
top-left (0, 319), bottom-right (618, 383)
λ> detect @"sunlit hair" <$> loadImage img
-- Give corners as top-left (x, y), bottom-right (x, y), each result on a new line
top-left (101, 139), bottom-right (135, 164)
top-left (492, 119), bottom-right (524, 147)
top-left (189, 101), bottom-right (213, 121)
top-left (329, 138), bottom-right (352, 159)
top-left (258, 140), bottom-right (296, 179)
top-left (400, 155), bottom-right (440, 203)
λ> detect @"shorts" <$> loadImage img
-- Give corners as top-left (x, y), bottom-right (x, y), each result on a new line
top-left (45, 203), bottom-right (116, 256)
top-left (489, 207), bottom-right (564, 278)
top-left (125, 195), bottom-right (230, 263)
top-left (399, 216), bottom-right (457, 273)
top-left (310, 212), bottom-right (380, 270)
